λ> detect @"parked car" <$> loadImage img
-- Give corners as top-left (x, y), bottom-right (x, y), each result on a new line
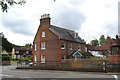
top-left (29, 62), bottom-right (33, 66)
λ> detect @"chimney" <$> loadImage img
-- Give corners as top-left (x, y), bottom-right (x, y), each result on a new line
top-left (116, 35), bottom-right (118, 39)
top-left (107, 36), bottom-right (111, 40)
top-left (40, 14), bottom-right (51, 26)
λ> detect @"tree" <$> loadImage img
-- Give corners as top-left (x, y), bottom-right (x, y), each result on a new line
top-left (1, 33), bottom-right (19, 52)
top-left (0, 0), bottom-right (56, 12)
top-left (2, 36), bottom-right (13, 52)
top-left (25, 43), bottom-right (32, 48)
top-left (99, 35), bottom-right (106, 46)
top-left (0, 0), bottom-right (26, 12)
top-left (90, 39), bottom-right (99, 46)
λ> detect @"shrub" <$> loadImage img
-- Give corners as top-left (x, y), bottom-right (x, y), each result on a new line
top-left (2, 56), bottom-right (10, 61)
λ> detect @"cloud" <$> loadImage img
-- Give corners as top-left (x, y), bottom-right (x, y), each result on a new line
top-left (118, 1), bottom-right (120, 35)
top-left (104, 22), bottom-right (118, 35)
top-left (0, 0), bottom-right (118, 45)
top-left (53, 10), bottom-right (85, 31)
top-left (77, 0), bottom-right (118, 43)
top-left (1, 13), bottom-right (34, 36)
top-left (51, 0), bottom-right (86, 31)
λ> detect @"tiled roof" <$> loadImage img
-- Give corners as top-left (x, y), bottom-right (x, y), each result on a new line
top-left (87, 37), bottom-right (120, 51)
top-left (14, 46), bottom-right (32, 51)
top-left (49, 25), bottom-right (85, 43)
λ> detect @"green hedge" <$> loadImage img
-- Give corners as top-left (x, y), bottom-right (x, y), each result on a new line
top-left (2, 56), bottom-right (10, 61)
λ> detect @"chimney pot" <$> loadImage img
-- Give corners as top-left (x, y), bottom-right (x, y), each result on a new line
top-left (40, 14), bottom-right (51, 26)
top-left (41, 14), bottom-right (50, 19)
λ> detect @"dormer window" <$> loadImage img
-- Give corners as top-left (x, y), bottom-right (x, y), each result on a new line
top-left (74, 32), bottom-right (78, 38)
top-left (42, 31), bottom-right (45, 37)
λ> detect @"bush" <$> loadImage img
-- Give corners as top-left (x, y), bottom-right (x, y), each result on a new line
top-left (2, 56), bottom-right (10, 61)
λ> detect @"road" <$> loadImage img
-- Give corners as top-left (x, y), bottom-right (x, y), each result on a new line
top-left (0, 64), bottom-right (119, 80)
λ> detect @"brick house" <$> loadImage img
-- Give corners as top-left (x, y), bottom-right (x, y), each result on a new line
top-left (33, 14), bottom-right (86, 65)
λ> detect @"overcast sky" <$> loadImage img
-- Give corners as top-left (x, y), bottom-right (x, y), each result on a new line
top-left (0, 0), bottom-right (119, 45)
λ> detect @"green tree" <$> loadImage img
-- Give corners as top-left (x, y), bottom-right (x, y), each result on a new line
top-left (25, 43), bottom-right (32, 48)
top-left (99, 35), bottom-right (106, 45)
top-left (90, 39), bottom-right (99, 46)
top-left (0, 0), bottom-right (26, 12)
top-left (2, 36), bottom-right (13, 52)
top-left (1, 33), bottom-right (19, 52)
top-left (0, 0), bottom-right (56, 12)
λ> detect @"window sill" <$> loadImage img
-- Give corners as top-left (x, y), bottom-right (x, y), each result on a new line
top-left (61, 48), bottom-right (65, 50)
top-left (78, 49), bottom-right (81, 51)
top-left (41, 62), bottom-right (46, 64)
top-left (41, 48), bottom-right (46, 50)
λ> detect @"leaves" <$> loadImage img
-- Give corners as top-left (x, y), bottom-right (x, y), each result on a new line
top-left (90, 39), bottom-right (99, 46)
top-left (25, 43), bottom-right (32, 48)
top-left (0, 0), bottom-right (26, 12)
top-left (90, 35), bottom-right (106, 46)
top-left (0, 2), bottom-right (8, 12)
top-left (1, 33), bottom-right (19, 52)
top-left (99, 35), bottom-right (106, 45)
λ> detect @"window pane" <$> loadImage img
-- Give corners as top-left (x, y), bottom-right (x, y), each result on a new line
top-left (41, 42), bottom-right (46, 50)
top-left (61, 42), bottom-right (65, 49)
top-left (70, 44), bottom-right (72, 50)
top-left (42, 32), bottom-right (45, 37)
top-left (78, 44), bottom-right (81, 51)
top-left (34, 44), bottom-right (37, 51)
top-left (41, 55), bottom-right (45, 63)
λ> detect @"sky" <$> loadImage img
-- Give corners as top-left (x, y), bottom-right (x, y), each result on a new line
top-left (0, 0), bottom-right (119, 46)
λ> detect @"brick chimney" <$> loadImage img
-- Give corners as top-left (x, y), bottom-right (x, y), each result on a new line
top-left (116, 35), bottom-right (118, 39)
top-left (40, 14), bottom-right (51, 26)
top-left (106, 36), bottom-right (111, 40)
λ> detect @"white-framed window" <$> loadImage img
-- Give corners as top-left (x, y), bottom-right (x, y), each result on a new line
top-left (34, 43), bottom-right (37, 51)
top-left (78, 44), bottom-right (81, 51)
top-left (85, 47), bottom-right (87, 52)
top-left (61, 42), bottom-right (65, 49)
top-left (42, 31), bottom-right (45, 37)
top-left (41, 42), bottom-right (46, 50)
top-left (34, 55), bottom-right (37, 62)
top-left (70, 44), bottom-right (72, 50)
top-left (15, 50), bottom-right (19, 53)
top-left (17, 55), bottom-right (20, 59)
top-left (74, 33), bottom-right (78, 38)
top-left (41, 55), bottom-right (45, 63)
top-left (26, 51), bottom-right (29, 54)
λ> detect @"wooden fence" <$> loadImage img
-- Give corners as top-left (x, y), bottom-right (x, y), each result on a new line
top-left (16, 59), bottom-right (120, 72)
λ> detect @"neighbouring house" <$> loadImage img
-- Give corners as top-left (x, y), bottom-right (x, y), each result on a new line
top-left (12, 46), bottom-right (32, 60)
top-left (110, 35), bottom-right (120, 54)
top-left (86, 35), bottom-right (120, 60)
top-left (0, 50), bottom-right (11, 65)
top-left (33, 14), bottom-right (86, 65)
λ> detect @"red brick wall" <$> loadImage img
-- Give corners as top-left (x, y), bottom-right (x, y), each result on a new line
top-left (33, 18), bottom-right (85, 64)
top-left (108, 55), bottom-right (120, 64)
top-left (60, 40), bottom-right (85, 58)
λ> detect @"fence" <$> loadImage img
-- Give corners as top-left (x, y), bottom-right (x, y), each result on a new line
top-left (16, 59), bottom-right (120, 72)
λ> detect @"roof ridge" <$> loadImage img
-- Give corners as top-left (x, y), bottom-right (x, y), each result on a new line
top-left (50, 25), bottom-right (75, 32)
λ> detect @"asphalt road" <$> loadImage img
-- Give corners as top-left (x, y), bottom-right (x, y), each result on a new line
top-left (0, 64), bottom-right (119, 80)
